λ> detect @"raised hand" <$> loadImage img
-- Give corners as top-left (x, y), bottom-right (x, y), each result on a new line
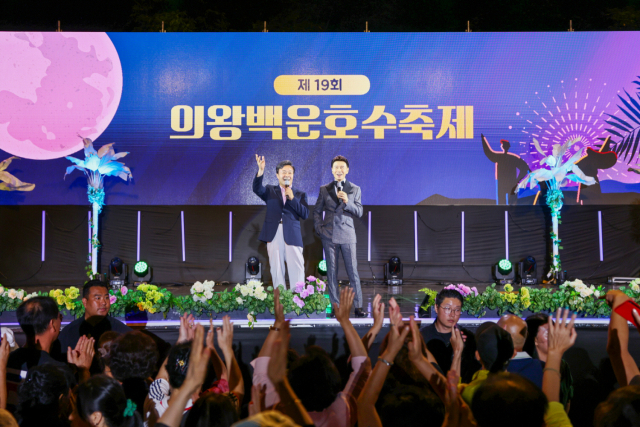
top-left (274, 287), bottom-right (285, 327)
top-left (450, 327), bottom-right (464, 354)
top-left (333, 287), bottom-right (355, 323)
top-left (184, 324), bottom-right (211, 393)
top-left (249, 383), bottom-right (267, 416)
top-left (178, 313), bottom-right (195, 343)
top-left (256, 154), bottom-right (266, 177)
top-left (442, 370), bottom-right (476, 427)
top-left (407, 316), bottom-right (425, 363)
top-left (68, 335), bottom-right (96, 371)
top-left (267, 320), bottom-right (291, 385)
top-left (380, 313), bottom-right (410, 362)
top-left (548, 308), bottom-right (577, 355)
top-left (372, 294), bottom-right (385, 329)
top-left (216, 315), bottom-right (234, 353)
top-left (388, 297), bottom-right (403, 330)
top-left (206, 319), bottom-right (216, 351)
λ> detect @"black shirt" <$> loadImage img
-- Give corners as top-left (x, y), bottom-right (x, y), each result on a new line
top-left (57, 315), bottom-right (131, 352)
top-left (7, 347), bottom-right (66, 372)
top-left (420, 319), bottom-right (452, 346)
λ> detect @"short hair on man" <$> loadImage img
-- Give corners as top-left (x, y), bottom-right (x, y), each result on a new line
top-left (594, 385), bottom-right (640, 427)
top-left (16, 296), bottom-right (59, 337)
top-left (435, 288), bottom-right (464, 307)
top-left (83, 279), bottom-right (109, 299)
top-left (471, 372), bottom-right (547, 427)
top-left (331, 155), bottom-right (349, 168)
top-left (275, 160), bottom-right (295, 174)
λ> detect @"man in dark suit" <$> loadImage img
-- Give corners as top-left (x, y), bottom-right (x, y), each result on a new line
top-left (253, 155), bottom-right (309, 289)
top-left (314, 155), bottom-right (365, 317)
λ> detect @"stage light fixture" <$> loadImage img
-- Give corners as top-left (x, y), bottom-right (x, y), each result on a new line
top-left (108, 257), bottom-right (128, 289)
top-left (494, 258), bottom-right (514, 285)
top-left (384, 256), bottom-right (403, 285)
top-left (517, 256), bottom-right (538, 285)
top-left (245, 256), bottom-right (262, 282)
top-left (317, 259), bottom-right (328, 277)
top-left (133, 260), bottom-right (152, 283)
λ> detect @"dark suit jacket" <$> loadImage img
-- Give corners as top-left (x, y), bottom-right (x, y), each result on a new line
top-left (253, 174), bottom-right (309, 248)
top-left (313, 180), bottom-right (363, 244)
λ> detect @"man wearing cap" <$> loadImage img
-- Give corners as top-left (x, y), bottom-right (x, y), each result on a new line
top-left (461, 322), bottom-right (514, 405)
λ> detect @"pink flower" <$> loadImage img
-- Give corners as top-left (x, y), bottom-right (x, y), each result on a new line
top-left (317, 280), bottom-right (326, 292)
top-left (109, 295), bottom-right (117, 304)
top-left (471, 287), bottom-right (478, 296)
top-left (293, 295), bottom-right (305, 308)
top-left (120, 286), bottom-right (128, 296)
top-left (294, 281), bottom-right (306, 294)
top-left (306, 285), bottom-right (315, 295)
top-left (300, 290), bottom-right (309, 299)
top-left (306, 275), bottom-right (317, 282)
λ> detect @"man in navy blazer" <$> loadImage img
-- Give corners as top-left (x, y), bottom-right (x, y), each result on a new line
top-left (253, 155), bottom-right (309, 289)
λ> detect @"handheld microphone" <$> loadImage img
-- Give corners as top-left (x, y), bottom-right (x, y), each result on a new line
top-left (284, 178), bottom-right (290, 188)
top-left (337, 181), bottom-right (343, 203)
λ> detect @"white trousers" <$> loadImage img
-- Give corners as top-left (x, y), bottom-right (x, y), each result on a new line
top-left (266, 224), bottom-right (305, 289)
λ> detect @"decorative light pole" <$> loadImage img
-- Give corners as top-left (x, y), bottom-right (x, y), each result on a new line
top-left (65, 136), bottom-right (132, 276)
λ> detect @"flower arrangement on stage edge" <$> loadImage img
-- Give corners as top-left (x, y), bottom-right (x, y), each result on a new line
top-left (47, 287), bottom-right (83, 317)
top-left (420, 280), bottom-right (613, 318)
top-left (108, 284), bottom-right (173, 318)
top-left (173, 277), bottom-right (330, 324)
top-left (0, 286), bottom-right (29, 313)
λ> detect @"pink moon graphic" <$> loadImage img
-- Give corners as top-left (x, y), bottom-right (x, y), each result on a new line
top-left (0, 32), bottom-right (123, 160)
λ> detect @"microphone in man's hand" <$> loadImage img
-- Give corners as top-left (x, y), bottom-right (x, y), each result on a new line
top-left (337, 182), bottom-right (343, 203)
top-left (284, 178), bottom-right (290, 188)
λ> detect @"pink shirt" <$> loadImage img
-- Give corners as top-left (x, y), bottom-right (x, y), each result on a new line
top-left (250, 355), bottom-right (371, 427)
top-left (280, 185), bottom-right (287, 205)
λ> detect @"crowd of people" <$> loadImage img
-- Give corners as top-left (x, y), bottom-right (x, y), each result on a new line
top-left (0, 279), bottom-right (639, 427)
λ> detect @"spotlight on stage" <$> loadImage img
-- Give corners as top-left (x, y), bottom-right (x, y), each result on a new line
top-left (517, 256), bottom-right (537, 285)
top-left (317, 259), bottom-right (328, 279)
top-left (384, 256), bottom-right (403, 285)
top-left (108, 257), bottom-right (128, 289)
top-left (494, 258), bottom-right (514, 285)
top-left (133, 260), bottom-right (152, 284)
top-left (245, 256), bottom-right (262, 282)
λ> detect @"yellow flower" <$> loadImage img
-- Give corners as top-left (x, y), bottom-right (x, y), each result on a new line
top-left (148, 307), bottom-right (156, 314)
top-left (65, 287), bottom-right (80, 299)
top-left (65, 301), bottom-right (74, 310)
top-left (56, 295), bottom-right (65, 306)
top-left (520, 287), bottom-right (530, 299)
top-left (503, 284), bottom-right (513, 293)
top-left (52, 289), bottom-right (63, 298)
top-left (522, 299), bottom-right (531, 309)
top-left (138, 284), bottom-right (148, 292)
top-left (137, 302), bottom-right (145, 311)
top-left (149, 285), bottom-right (158, 291)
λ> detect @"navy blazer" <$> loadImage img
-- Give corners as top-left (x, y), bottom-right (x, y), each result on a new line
top-left (253, 174), bottom-right (309, 248)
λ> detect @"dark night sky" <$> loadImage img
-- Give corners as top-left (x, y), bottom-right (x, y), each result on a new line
top-left (3, 0), bottom-right (640, 32)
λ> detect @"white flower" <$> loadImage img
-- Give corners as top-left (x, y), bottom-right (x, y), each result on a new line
top-left (594, 290), bottom-right (601, 298)
top-left (192, 281), bottom-right (204, 293)
top-left (16, 290), bottom-right (24, 300)
top-left (247, 280), bottom-right (262, 288)
top-left (240, 285), bottom-right (251, 297)
top-left (236, 297), bottom-right (244, 304)
top-left (0, 286), bottom-right (4, 296)
top-left (203, 280), bottom-right (216, 289)
top-left (203, 290), bottom-right (213, 300)
top-left (247, 313), bottom-right (254, 323)
top-left (255, 289), bottom-right (267, 301)
top-left (23, 292), bottom-right (37, 301)
top-left (631, 283), bottom-right (640, 292)
top-left (578, 287), bottom-right (593, 298)
top-left (7, 289), bottom-right (17, 299)
top-left (235, 284), bottom-right (241, 291)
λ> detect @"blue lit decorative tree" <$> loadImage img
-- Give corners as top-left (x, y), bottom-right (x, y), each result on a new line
top-left (516, 137), bottom-right (595, 280)
top-left (64, 136), bottom-right (132, 275)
